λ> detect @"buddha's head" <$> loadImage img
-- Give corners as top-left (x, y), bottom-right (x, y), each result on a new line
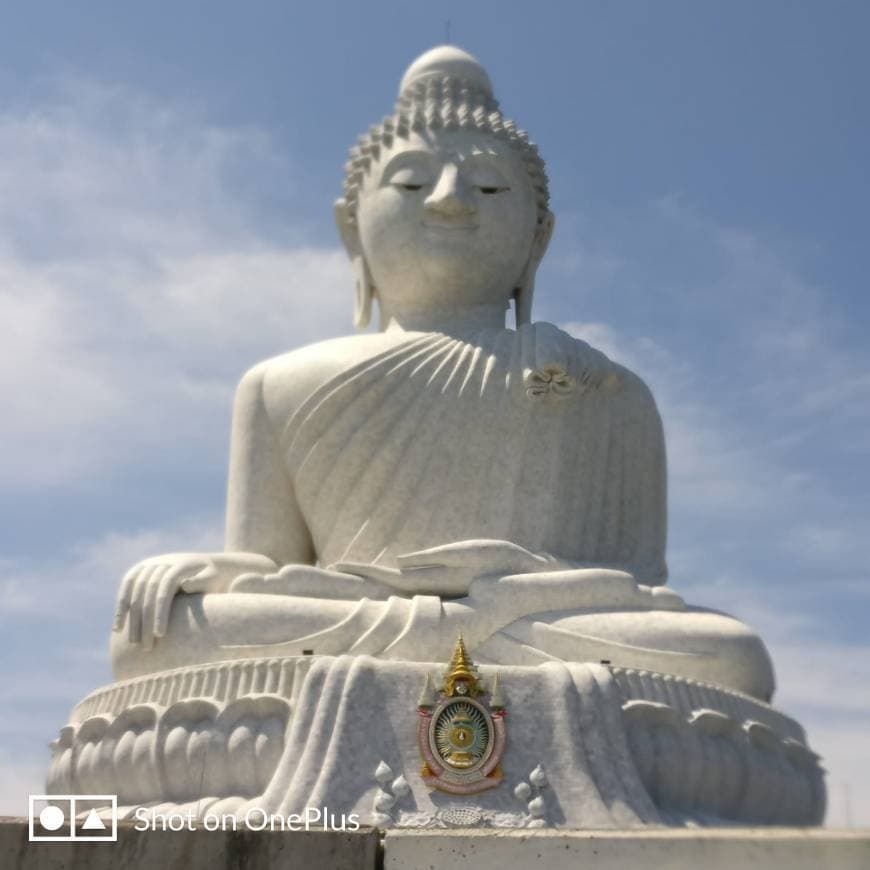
top-left (336, 46), bottom-right (555, 330)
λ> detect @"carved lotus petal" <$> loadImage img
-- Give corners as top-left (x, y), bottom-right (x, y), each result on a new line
top-left (391, 775), bottom-right (410, 797)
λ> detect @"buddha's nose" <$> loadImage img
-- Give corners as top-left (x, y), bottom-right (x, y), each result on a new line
top-left (424, 164), bottom-right (476, 218)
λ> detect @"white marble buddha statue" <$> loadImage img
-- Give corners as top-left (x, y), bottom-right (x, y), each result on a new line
top-left (111, 46), bottom-right (774, 702)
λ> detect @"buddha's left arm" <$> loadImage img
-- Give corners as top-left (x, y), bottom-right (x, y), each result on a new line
top-left (625, 372), bottom-right (669, 585)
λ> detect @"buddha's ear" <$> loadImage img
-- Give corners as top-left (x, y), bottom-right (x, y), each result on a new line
top-left (334, 197), bottom-right (361, 257)
top-left (334, 198), bottom-right (374, 330)
top-left (514, 211), bottom-right (555, 327)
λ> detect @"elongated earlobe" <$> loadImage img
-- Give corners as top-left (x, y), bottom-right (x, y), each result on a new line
top-left (335, 198), bottom-right (375, 331)
top-left (515, 211), bottom-right (555, 327)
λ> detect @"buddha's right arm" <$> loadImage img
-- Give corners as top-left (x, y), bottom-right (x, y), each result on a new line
top-left (224, 362), bottom-right (316, 565)
top-left (113, 363), bottom-right (316, 648)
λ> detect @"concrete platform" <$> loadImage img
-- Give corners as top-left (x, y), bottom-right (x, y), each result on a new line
top-left (0, 818), bottom-right (380, 870)
top-left (4, 817), bottom-right (869, 869)
top-left (384, 828), bottom-right (870, 870)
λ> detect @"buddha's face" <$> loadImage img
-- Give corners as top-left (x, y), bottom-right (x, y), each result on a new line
top-left (354, 129), bottom-right (540, 316)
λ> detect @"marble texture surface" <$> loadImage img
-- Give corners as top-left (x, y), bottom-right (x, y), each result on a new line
top-left (48, 655), bottom-right (823, 829)
top-left (5, 820), bottom-right (867, 870)
top-left (1, 819), bottom-right (379, 870)
top-left (384, 829), bottom-right (870, 870)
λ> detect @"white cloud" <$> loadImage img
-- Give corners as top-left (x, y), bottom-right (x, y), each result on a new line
top-left (0, 516), bottom-right (226, 817)
top-left (557, 201), bottom-right (870, 827)
top-left (0, 78), bottom-right (281, 255)
top-left (0, 79), bottom-right (352, 488)
top-left (783, 520), bottom-right (870, 566)
top-left (0, 516), bottom-right (224, 620)
top-left (552, 196), bottom-right (870, 433)
top-left (0, 749), bottom-right (46, 816)
top-left (556, 195), bottom-right (870, 553)
top-left (0, 78), bottom-right (362, 825)
top-left (561, 319), bottom-right (803, 520)
top-left (805, 718), bottom-right (870, 828)
top-left (773, 642), bottom-right (870, 715)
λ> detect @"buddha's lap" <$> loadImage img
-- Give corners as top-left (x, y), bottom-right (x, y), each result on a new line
top-left (486, 608), bottom-right (774, 700)
top-left (111, 591), bottom-right (773, 700)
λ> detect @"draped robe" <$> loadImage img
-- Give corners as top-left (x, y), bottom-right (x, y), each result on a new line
top-left (281, 322), bottom-right (668, 585)
top-left (112, 322), bottom-right (775, 696)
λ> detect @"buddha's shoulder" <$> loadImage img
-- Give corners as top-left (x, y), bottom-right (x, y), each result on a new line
top-left (236, 332), bottom-right (414, 419)
top-left (530, 321), bottom-right (657, 403)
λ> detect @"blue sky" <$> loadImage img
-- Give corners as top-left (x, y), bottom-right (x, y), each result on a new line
top-left (1, 1), bottom-right (867, 825)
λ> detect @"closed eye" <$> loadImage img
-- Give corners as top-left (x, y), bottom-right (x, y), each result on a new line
top-left (401, 184), bottom-right (424, 191)
top-left (478, 186), bottom-right (509, 195)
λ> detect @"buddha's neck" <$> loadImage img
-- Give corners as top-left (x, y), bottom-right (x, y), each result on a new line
top-left (381, 302), bottom-right (509, 336)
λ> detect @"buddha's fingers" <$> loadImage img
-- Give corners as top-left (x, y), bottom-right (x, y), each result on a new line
top-left (127, 564), bottom-right (160, 645)
top-left (469, 568), bottom-right (642, 619)
top-left (334, 561), bottom-right (469, 596)
top-left (126, 603), bottom-right (142, 645)
top-left (444, 568), bottom-right (646, 648)
top-left (139, 566), bottom-right (167, 652)
top-left (396, 539), bottom-right (549, 573)
top-left (154, 563), bottom-right (200, 638)
top-left (231, 564), bottom-right (394, 601)
top-left (329, 562), bottom-right (404, 585)
top-left (114, 565), bottom-right (141, 631)
top-left (329, 561), bottom-right (402, 581)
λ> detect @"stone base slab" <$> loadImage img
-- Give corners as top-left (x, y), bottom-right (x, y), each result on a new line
top-left (384, 828), bottom-right (870, 870)
top-left (3, 819), bottom-right (868, 870)
top-left (0, 818), bottom-right (380, 870)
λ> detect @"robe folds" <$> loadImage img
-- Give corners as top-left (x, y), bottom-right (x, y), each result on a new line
top-left (111, 324), bottom-right (772, 694)
top-left (281, 322), bottom-right (668, 585)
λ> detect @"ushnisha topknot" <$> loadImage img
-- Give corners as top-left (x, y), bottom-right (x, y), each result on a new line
top-left (341, 46), bottom-right (550, 224)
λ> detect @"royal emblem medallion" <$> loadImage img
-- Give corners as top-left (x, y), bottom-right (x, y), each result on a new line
top-left (417, 636), bottom-right (506, 794)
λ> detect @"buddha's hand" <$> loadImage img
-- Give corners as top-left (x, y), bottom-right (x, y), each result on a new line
top-left (334, 539), bottom-right (569, 597)
top-left (230, 564), bottom-right (396, 600)
top-left (456, 568), bottom-right (686, 647)
top-left (112, 552), bottom-right (277, 649)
